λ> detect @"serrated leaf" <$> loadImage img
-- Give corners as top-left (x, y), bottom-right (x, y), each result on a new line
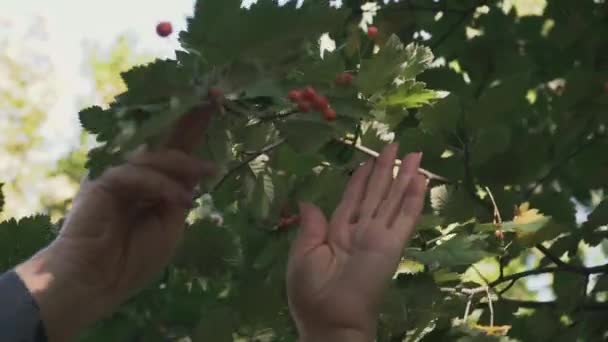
top-left (183, 0), bottom-right (349, 65)
top-left (407, 235), bottom-right (494, 268)
top-left (357, 35), bottom-right (408, 95)
top-left (401, 43), bottom-right (435, 80)
top-left (173, 219), bottom-right (239, 277)
top-left (553, 272), bottom-right (586, 310)
top-left (277, 118), bottom-right (335, 153)
top-left (0, 215), bottom-right (54, 272)
top-left (79, 106), bottom-right (118, 142)
top-left (419, 94), bottom-right (463, 136)
top-left (119, 59), bottom-right (190, 105)
top-left (378, 81), bottom-right (439, 108)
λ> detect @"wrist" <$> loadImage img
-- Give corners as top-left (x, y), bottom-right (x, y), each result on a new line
top-left (15, 244), bottom-right (105, 341)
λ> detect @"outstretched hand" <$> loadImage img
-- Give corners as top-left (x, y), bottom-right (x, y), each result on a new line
top-left (16, 105), bottom-right (216, 342)
top-left (287, 144), bottom-right (427, 342)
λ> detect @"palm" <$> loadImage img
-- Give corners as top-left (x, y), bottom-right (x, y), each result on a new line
top-left (287, 144), bottom-right (427, 334)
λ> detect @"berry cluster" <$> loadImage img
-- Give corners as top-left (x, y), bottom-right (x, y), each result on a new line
top-left (288, 86), bottom-right (336, 122)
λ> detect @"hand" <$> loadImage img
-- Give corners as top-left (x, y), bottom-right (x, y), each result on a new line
top-left (287, 144), bottom-right (427, 342)
top-left (15, 105), bottom-right (215, 341)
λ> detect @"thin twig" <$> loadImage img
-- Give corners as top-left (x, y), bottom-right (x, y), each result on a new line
top-left (535, 244), bottom-right (586, 274)
top-left (211, 139), bottom-right (285, 192)
top-left (486, 287), bottom-right (494, 327)
top-left (463, 295), bottom-right (473, 321)
top-left (430, 0), bottom-right (488, 50)
top-left (337, 138), bottom-right (449, 183)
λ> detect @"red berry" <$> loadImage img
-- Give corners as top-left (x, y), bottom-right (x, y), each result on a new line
top-left (312, 95), bottom-right (330, 111)
top-left (285, 215), bottom-right (300, 226)
top-left (336, 72), bottom-right (354, 86)
top-left (288, 90), bottom-right (303, 102)
top-left (367, 26), bottom-right (379, 38)
top-left (208, 87), bottom-right (224, 103)
top-left (303, 86), bottom-right (317, 101)
top-left (323, 107), bottom-right (337, 122)
top-left (156, 21), bottom-right (173, 37)
top-left (494, 229), bottom-right (504, 240)
top-left (297, 101), bottom-right (312, 113)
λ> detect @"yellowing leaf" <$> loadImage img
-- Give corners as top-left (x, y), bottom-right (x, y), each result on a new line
top-left (471, 324), bottom-right (512, 336)
top-left (514, 202), bottom-right (544, 224)
top-left (396, 259), bottom-right (425, 275)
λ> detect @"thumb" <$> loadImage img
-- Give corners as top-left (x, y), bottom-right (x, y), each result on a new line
top-left (291, 202), bottom-right (328, 258)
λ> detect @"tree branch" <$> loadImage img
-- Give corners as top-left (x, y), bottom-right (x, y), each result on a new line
top-left (483, 299), bottom-right (608, 311)
top-left (535, 244), bottom-right (587, 274)
top-left (337, 138), bottom-right (449, 183)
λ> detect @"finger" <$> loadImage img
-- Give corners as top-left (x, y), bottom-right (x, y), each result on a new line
top-left (129, 149), bottom-right (216, 188)
top-left (359, 143), bottom-right (399, 219)
top-left (290, 202), bottom-right (328, 260)
top-left (165, 103), bottom-right (215, 154)
top-left (389, 174), bottom-right (427, 243)
top-left (331, 160), bottom-right (374, 226)
top-left (99, 164), bottom-right (193, 209)
top-left (378, 152), bottom-right (422, 227)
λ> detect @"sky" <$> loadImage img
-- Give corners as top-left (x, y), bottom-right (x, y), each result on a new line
top-left (1, 0), bottom-right (196, 159)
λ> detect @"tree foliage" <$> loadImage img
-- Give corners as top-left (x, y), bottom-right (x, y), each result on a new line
top-left (2, 0), bottom-right (608, 340)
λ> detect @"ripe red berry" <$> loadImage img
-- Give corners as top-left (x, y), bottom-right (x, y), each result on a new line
top-left (336, 72), bottom-right (354, 86)
top-left (297, 101), bottom-right (312, 113)
top-left (288, 90), bottom-right (303, 102)
top-left (367, 26), bottom-right (379, 38)
top-left (312, 95), bottom-right (329, 111)
top-left (208, 87), bottom-right (223, 100)
top-left (156, 21), bottom-right (173, 37)
top-left (323, 107), bottom-right (337, 122)
top-left (285, 215), bottom-right (300, 226)
top-left (303, 86), bottom-right (317, 101)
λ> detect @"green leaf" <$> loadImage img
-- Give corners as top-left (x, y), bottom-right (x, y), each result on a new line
top-left (79, 106), bottom-right (118, 142)
top-left (182, 0), bottom-right (349, 65)
top-left (0, 215), bottom-right (54, 272)
top-left (357, 36), bottom-right (417, 95)
top-left (173, 219), bottom-right (239, 277)
top-left (119, 59), bottom-right (191, 105)
top-left (430, 185), bottom-right (481, 224)
top-left (407, 235), bottom-right (494, 268)
top-left (468, 73), bottom-right (530, 129)
top-left (378, 81), bottom-right (439, 108)
top-left (401, 43), bottom-right (435, 80)
top-left (248, 171), bottom-right (275, 220)
top-left (277, 118), bottom-right (335, 153)
top-left (553, 272), bottom-right (586, 310)
top-left (470, 125), bottom-right (511, 166)
top-left (418, 94), bottom-right (463, 136)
